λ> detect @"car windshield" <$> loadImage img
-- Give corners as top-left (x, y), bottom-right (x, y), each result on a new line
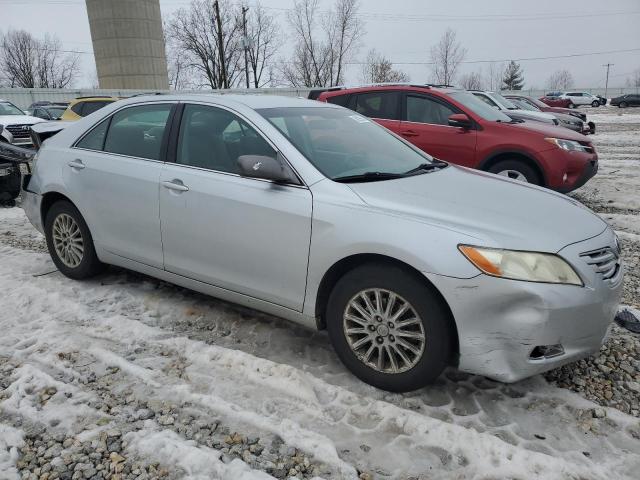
top-left (509, 98), bottom-right (538, 112)
top-left (487, 93), bottom-right (519, 110)
top-left (257, 106), bottom-right (438, 181)
top-left (47, 107), bottom-right (66, 119)
top-left (447, 92), bottom-right (512, 122)
top-left (0, 102), bottom-right (26, 116)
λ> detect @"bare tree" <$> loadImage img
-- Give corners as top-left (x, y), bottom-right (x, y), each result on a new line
top-left (429, 28), bottom-right (466, 85)
top-left (245, 3), bottom-right (281, 88)
top-left (0, 30), bottom-right (79, 88)
top-left (167, 0), bottom-right (244, 89)
top-left (360, 49), bottom-right (409, 83)
top-left (485, 61), bottom-right (504, 91)
top-left (546, 69), bottom-right (574, 90)
top-left (459, 71), bottom-right (483, 90)
top-left (625, 69), bottom-right (640, 88)
top-left (281, 0), bottom-right (363, 87)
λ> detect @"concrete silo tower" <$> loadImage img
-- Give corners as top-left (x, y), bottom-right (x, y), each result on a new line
top-left (85, 0), bottom-right (169, 89)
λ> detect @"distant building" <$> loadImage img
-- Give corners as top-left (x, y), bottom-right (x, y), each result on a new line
top-left (85, 0), bottom-right (169, 89)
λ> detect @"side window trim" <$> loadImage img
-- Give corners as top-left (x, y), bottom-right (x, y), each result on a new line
top-left (168, 101), bottom-right (306, 187)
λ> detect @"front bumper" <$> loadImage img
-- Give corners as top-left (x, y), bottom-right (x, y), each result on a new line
top-left (427, 227), bottom-right (623, 382)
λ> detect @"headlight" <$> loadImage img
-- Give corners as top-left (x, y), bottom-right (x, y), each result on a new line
top-left (458, 245), bottom-right (583, 286)
top-left (544, 137), bottom-right (589, 152)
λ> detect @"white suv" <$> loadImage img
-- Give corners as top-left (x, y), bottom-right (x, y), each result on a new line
top-left (559, 92), bottom-right (601, 108)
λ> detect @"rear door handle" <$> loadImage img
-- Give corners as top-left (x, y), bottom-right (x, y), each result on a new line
top-left (162, 180), bottom-right (189, 192)
top-left (400, 130), bottom-right (419, 137)
top-left (68, 159), bottom-right (85, 170)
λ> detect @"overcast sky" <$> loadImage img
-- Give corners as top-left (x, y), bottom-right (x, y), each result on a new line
top-left (3, 0), bottom-right (640, 89)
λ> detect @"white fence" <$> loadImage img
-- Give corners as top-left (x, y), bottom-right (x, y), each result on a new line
top-left (1, 86), bottom-right (639, 109)
top-left (0, 87), bottom-right (314, 109)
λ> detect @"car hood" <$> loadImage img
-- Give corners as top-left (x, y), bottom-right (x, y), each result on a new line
top-left (506, 109), bottom-right (556, 122)
top-left (347, 165), bottom-right (607, 253)
top-left (506, 119), bottom-right (590, 140)
top-left (0, 115), bottom-right (45, 125)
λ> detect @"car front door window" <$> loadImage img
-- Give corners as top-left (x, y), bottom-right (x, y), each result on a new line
top-left (406, 95), bottom-right (456, 125)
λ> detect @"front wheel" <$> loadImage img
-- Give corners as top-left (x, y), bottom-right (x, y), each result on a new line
top-left (619, 102), bottom-right (628, 108)
top-left (326, 263), bottom-right (453, 392)
top-left (44, 200), bottom-right (105, 279)
top-left (591, 100), bottom-right (600, 107)
top-left (568, 102), bottom-right (577, 109)
top-left (488, 160), bottom-right (541, 185)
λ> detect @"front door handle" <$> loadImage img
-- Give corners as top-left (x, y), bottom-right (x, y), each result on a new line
top-left (68, 159), bottom-right (85, 170)
top-left (162, 180), bottom-right (189, 192)
top-left (400, 130), bottom-right (419, 137)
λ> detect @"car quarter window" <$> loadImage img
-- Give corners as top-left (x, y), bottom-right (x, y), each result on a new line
top-left (76, 117), bottom-right (110, 151)
top-left (406, 95), bottom-right (456, 125)
top-left (350, 91), bottom-right (400, 120)
top-left (176, 104), bottom-right (276, 174)
top-left (326, 94), bottom-right (350, 107)
top-left (101, 103), bottom-right (172, 160)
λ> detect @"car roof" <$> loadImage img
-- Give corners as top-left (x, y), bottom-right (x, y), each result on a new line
top-left (113, 93), bottom-right (332, 110)
top-left (319, 84), bottom-right (463, 98)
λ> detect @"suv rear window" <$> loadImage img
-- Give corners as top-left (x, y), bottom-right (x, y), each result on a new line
top-left (82, 101), bottom-right (111, 116)
top-left (350, 91), bottom-right (400, 120)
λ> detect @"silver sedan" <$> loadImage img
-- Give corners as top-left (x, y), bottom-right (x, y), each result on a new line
top-left (22, 94), bottom-right (623, 392)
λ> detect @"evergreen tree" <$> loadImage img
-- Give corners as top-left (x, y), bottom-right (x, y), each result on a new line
top-left (502, 60), bottom-right (524, 90)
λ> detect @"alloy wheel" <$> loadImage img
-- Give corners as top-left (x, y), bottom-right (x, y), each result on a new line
top-left (497, 169), bottom-right (529, 182)
top-left (52, 213), bottom-right (84, 268)
top-left (343, 288), bottom-right (426, 374)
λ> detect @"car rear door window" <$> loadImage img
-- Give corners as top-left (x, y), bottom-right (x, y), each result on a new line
top-left (176, 104), bottom-right (276, 174)
top-left (102, 104), bottom-right (172, 160)
top-left (406, 95), bottom-right (456, 125)
top-left (82, 101), bottom-right (111, 116)
top-left (351, 92), bottom-right (400, 120)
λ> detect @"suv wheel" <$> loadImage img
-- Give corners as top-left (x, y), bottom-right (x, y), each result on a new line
top-left (44, 200), bottom-right (104, 279)
top-left (489, 160), bottom-right (540, 185)
top-left (591, 100), bottom-right (600, 107)
top-left (568, 102), bottom-right (576, 109)
top-left (620, 101), bottom-right (628, 108)
top-left (326, 263), bottom-right (452, 392)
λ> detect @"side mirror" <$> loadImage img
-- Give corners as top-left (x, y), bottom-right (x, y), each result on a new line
top-left (448, 113), bottom-right (472, 129)
top-left (236, 153), bottom-right (297, 183)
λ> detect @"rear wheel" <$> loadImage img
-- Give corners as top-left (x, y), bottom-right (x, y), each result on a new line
top-left (44, 200), bottom-right (104, 279)
top-left (326, 263), bottom-right (453, 392)
top-left (591, 100), bottom-right (600, 107)
top-left (620, 102), bottom-right (628, 108)
top-left (568, 102), bottom-right (577, 109)
top-left (488, 160), bottom-right (541, 185)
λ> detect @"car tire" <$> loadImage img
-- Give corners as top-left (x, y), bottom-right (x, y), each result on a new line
top-left (488, 160), bottom-right (541, 185)
top-left (44, 200), bottom-right (105, 279)
top-left (620, 102), bottom-right (628, 108)
top-left (591, 100), bottom-right (600, 107)
top-left (326, 263), bottom-right (453, 392)
top-left (568, 102), bottom-right (576, 109)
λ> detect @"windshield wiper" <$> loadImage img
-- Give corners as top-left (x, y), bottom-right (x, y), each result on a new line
top-left (404, 161), bottom-right (447, 175)
top-left (333, 171), bottom-right (406, 183)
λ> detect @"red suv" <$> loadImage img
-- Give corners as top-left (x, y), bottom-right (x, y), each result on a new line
top-left (315, 85), bottom-right (597, 193)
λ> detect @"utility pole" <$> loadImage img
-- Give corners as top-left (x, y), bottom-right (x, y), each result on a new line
top-left (242, 6), bottom-right (250, 89)
top-left (603, 63), bottom-right (614, 101)
top-left (213, 0), bottom-right (228, 89)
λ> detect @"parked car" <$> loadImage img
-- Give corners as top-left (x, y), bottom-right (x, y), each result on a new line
top-left (505, 97), bottom-right (591, 134)
top-left (317, 85), bottom-right (598, 192)
top-left (504, 94), bottom-right (587, 121)
top-left (31, 105), bottom-right (68, 121)
top-left (21, 94), bottom-right (623, 391)
top-left (0, 127), bottom-right (21, 203)
top-left (539, 94), bottom-right (574, 108)
top-left (470, 90), bottom-right (561, 126)
top-left (0, 98), bottom-right (45, 147)
top-left (610, 93), bottom-right (640, 108)
top-left (61, 96), bottom-right (119, 121)
top-left (559, 92), bottom-right (602, 108)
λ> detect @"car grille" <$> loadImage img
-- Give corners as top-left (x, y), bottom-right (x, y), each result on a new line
top-left (580, 246), bottom-right (623, 287)
top-left (5, 124), bottom-right (33, 140)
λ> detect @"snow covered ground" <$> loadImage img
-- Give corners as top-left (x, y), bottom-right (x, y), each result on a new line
top-left (1, 108), bottom-right (640, 480)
